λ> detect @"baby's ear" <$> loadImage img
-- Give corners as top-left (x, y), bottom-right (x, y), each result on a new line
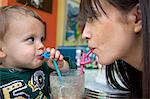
top-left (0, 48), bottom-right (6, 58)
top-left (0, 41), bottom-right (6, 58)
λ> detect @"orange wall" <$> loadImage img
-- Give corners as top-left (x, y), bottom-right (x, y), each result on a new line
top-left (1, 0), bottom-right (8, 6)
top-left (7, 0), bottom-right (58, 47)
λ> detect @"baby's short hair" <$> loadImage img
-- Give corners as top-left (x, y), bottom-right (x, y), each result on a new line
top-left (0, 5), bottom-right (45, 41)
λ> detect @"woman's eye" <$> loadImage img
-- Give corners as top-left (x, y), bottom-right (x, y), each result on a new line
top-left (87, 17), bottom-right (96, 23)
top-left (26, 37), bottom-right (34, 43)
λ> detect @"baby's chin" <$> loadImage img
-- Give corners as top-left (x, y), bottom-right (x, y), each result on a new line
top-left (30, 61), bottom-right (43, 69)
top-left (9, 62), bottom-right (43, 70)
top-left (35, 62), bottom-right (43, 68)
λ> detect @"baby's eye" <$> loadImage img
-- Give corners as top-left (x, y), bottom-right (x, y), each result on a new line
top-left (41, 36), bottom-right (45, 43)
top-left (26, 37), bottom-right (34, 43)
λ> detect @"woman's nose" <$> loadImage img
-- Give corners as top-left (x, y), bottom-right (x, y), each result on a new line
top-left (82, 24), bottom-right (91, 39)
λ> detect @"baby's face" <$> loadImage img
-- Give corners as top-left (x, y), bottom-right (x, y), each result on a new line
top-left (2, 14), bottom-right (45, 70)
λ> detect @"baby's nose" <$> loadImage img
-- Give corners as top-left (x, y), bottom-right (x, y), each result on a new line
top-left (37, 43), bottom-right (45, 50)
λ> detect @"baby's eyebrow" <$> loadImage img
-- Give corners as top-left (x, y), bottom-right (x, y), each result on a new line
top-left (22, 33), bottom-right (35, 40)
top-left (25, 33), bottom-right (35, 37)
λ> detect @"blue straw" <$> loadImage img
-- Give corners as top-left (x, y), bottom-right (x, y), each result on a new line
top-left (42, 51), bottom-right (62, 81)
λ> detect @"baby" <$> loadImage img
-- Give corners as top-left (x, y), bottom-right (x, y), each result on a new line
top-left (0, 6), bottom-right (76, 98)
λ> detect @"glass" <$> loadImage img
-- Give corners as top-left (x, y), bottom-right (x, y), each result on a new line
top-left (50, 69), bottom-right (85, 99)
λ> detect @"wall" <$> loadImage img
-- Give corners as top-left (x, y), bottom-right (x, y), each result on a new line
top-left (56, 0), bottom-right (81, 46)
top-left (56, 0), bottom-right (66, 46)
top-left (0, 0), bottom-right (1, 6)
top-left (0, 0), bottom-right (8, 6)
top-left (7, 0), bottom-right (58, 47)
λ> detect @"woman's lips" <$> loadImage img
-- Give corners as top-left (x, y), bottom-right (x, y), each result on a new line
top-left (89, 48), bottom-right (95, 52)
top-left (37, 55), bottom-right (44, 60)
top-left (90, 48), bottom-right (96, 54)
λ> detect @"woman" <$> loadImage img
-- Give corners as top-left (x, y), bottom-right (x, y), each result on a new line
top-left (79, 0), bottom-right (150, 98)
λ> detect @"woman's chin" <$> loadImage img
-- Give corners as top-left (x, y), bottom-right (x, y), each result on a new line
top-left (98, 58), bottom-right (114, 65)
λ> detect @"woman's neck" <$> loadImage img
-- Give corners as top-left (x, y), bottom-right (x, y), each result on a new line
top-left (122, 35), bottom-right (143, 71)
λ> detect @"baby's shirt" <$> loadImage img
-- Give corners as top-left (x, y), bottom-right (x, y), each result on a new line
top-left (0, 56), bottom-right (76, 99)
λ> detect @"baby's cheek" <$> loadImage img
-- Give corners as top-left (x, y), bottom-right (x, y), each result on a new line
top-left (20, 50), bottom-right (34, 60)
top-left (26, 49), bottom-right (35, 55)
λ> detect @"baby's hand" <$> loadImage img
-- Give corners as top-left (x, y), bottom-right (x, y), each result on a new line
top-left (46, 48), bottom-right (69, 71)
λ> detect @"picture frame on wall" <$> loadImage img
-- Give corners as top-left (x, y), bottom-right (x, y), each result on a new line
top-left (16, 0), bottom-right (53, 13)
top-left (63, 0), bottom-right (87, 46)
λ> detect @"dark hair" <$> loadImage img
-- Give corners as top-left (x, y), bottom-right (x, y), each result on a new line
top-left (0, 5), bottom-right (45, 41)
top-left (79, 0), bottom-right (150, 98)
top-left (106, 60), bottom-right (142, 98)
top-left (79, 0), bottom-right (138, 29)
top-left (139, 0), bottom-right (150, 98)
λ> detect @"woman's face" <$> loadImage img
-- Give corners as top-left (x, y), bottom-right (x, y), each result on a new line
top-left (82, 0), bottom-right (140, 65)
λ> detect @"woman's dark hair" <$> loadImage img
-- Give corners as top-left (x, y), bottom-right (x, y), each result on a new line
top-left (79, 0), bottom-right (138, 29)
top-left (139, 0), bottom-right (150, 98)
top-left (79, 0), bottom-right (150, 98)
top-left (106, 60), bottom-right (142, 98)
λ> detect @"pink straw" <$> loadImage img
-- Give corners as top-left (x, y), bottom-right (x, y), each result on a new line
top-left (80, 49), bottom-right (93, 75)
